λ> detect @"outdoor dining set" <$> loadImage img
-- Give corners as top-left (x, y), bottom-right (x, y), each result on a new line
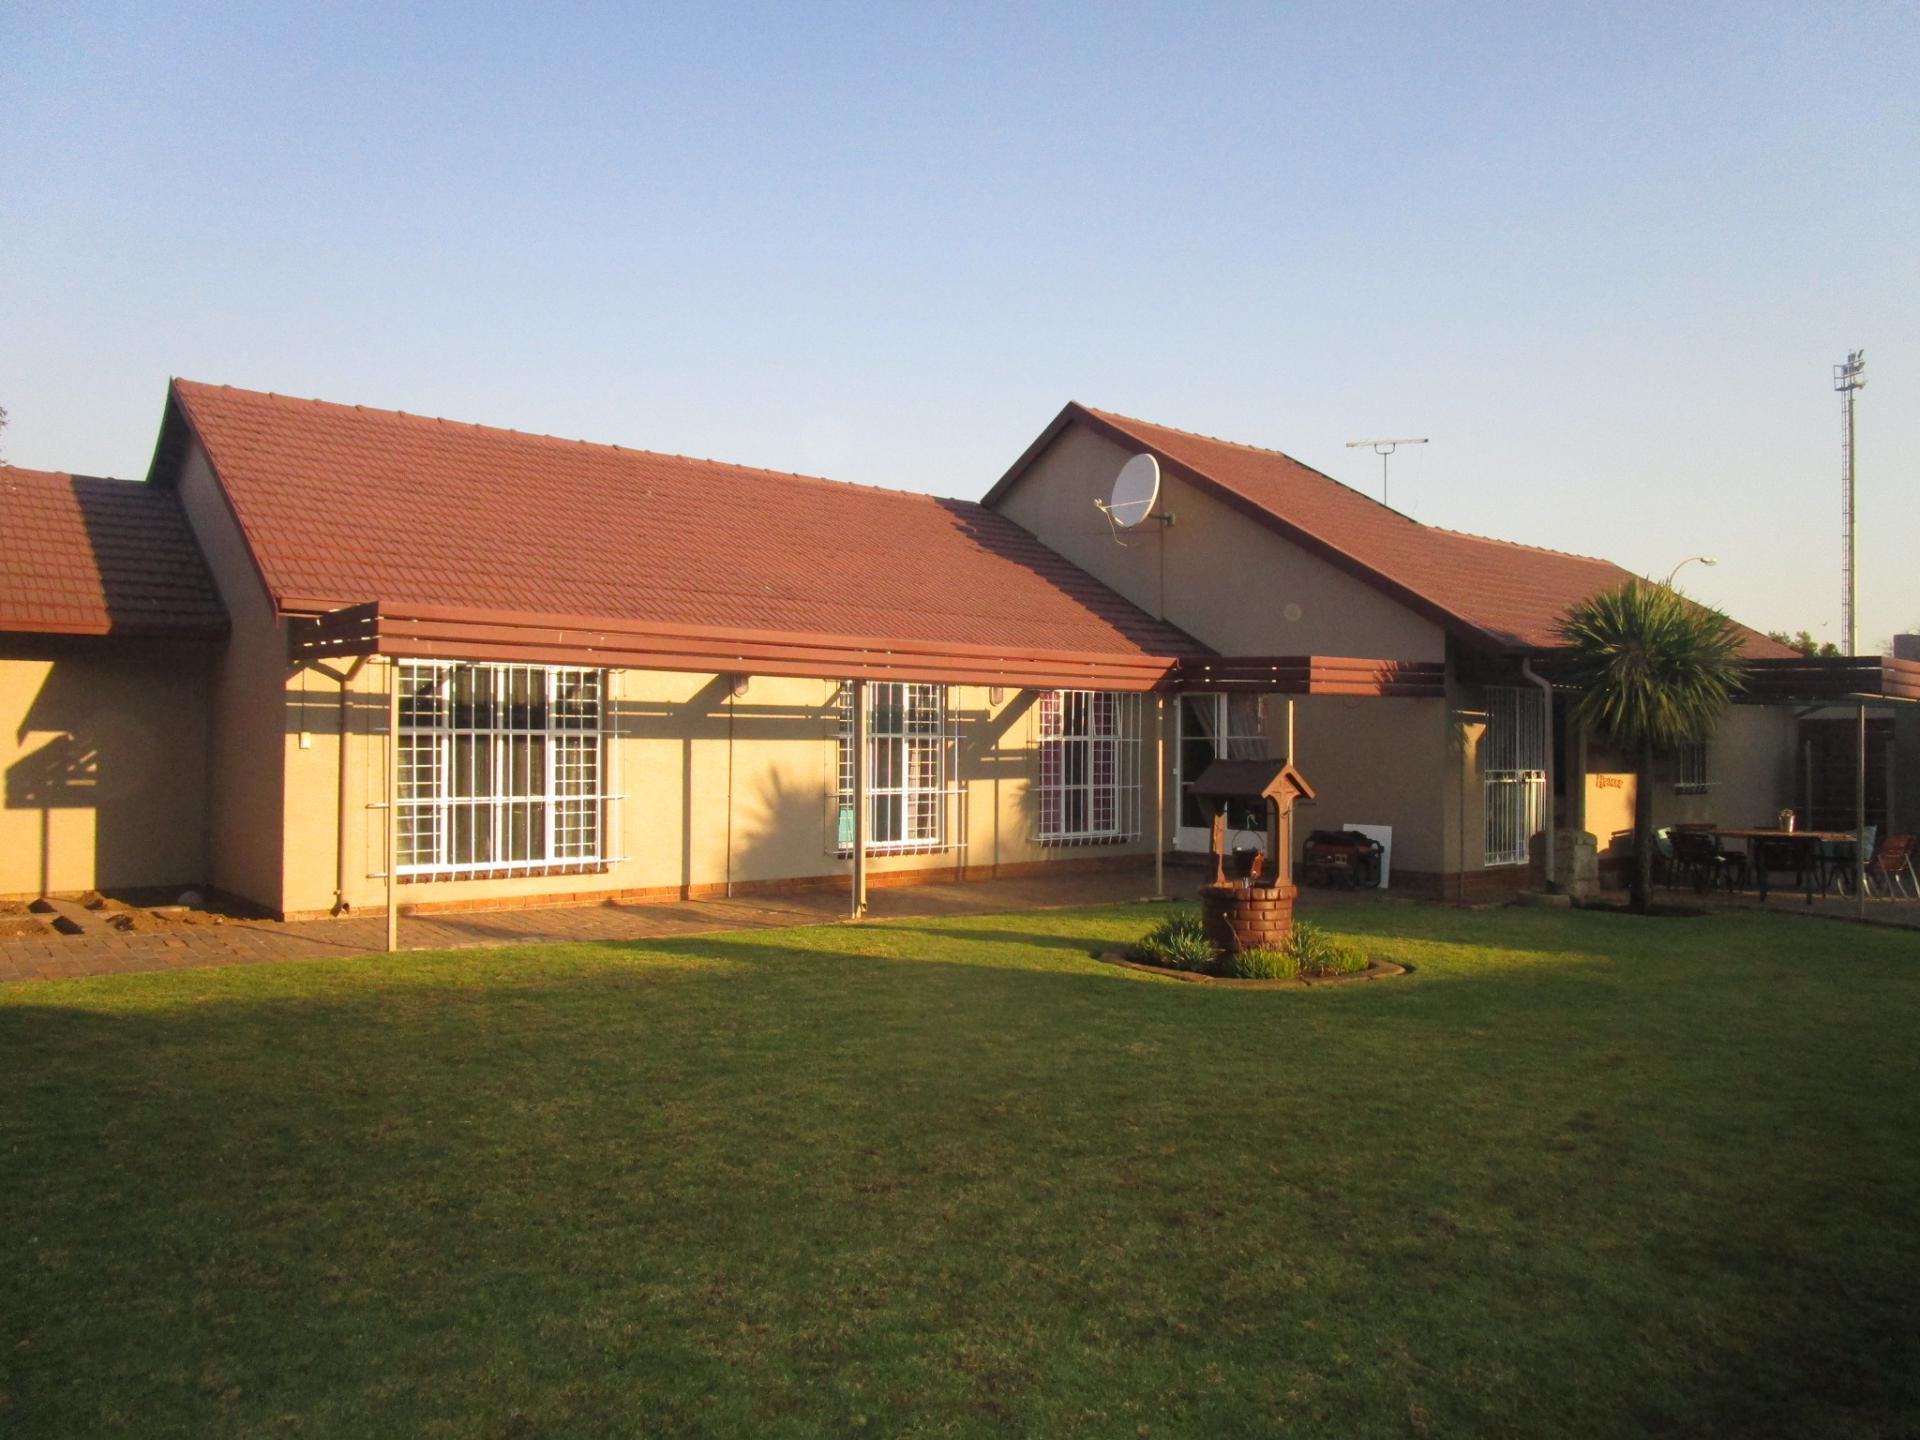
top-left (1659, 822), bottom-right (1918, 903)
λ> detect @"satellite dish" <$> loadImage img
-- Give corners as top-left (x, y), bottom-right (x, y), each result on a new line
top-left (1107, 453), bottom-right (1160, 529)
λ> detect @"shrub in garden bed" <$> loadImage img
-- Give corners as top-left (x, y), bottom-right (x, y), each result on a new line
top-left (1134, 913), bottom-right (1369, 980)
top-left (1282, 920), bottom-right (1368, 978)
top-left (1136, 910), bottom-right (1216, 972)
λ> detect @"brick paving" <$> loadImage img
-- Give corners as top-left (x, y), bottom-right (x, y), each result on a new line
top-left (0, 865), bottom-right (1195, 987)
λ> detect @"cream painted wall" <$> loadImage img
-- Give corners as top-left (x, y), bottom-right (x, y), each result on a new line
top-left (997, 420), bottom-right (1453, 879)
top-left (171, 439), bottom-right (289, 913)
top-left (1580, 703), bottom-right (1797, 836)
top-left (291, 665), bottom-right (1172, 920)
top-left (0, 642), bottom-right (211, 898)
top-left (994, 422), bottom-right (1445, 662)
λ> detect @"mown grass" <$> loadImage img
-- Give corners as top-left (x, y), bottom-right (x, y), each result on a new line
top-left (3, 902), bottom-right (1918, 1438)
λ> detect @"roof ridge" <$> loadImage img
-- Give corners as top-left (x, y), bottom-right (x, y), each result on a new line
top-left (2, 465), bottom-right (149, 487)
top-left (1424, 523), bottom-right (1619, 567)
top-left (171, 379), bottom-right (986, 511)
top-left (1083, 403), bottom-right (1419, 522)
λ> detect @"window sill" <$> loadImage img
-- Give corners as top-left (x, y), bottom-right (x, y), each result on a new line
top-left (1037, 834), bottom-right (1133, 847)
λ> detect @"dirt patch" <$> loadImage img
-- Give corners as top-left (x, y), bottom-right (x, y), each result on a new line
top-left (1097, 951), bottom-right (1407, 988)
top-left (0, 914), bottom-right (50, 939)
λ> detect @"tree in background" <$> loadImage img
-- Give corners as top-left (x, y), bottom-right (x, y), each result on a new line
top-left (1558, 582), bottom-right (1746, 912)
top-left (1766, 629), bottom-right (1841, 658)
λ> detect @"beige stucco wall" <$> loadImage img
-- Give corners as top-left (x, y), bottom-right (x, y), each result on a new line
top-left (995, 422), bottom-right (1445, 662)
top-left (1579, 703), bottom-right (1797, 838)
top-left (1, 641), bottom-right (212, 898)
top-left (171, 439), bottom-right (290, 913)
top-left (996, 420), bottom-right (1453, 880)
top-left (288, 665), bottom-right (1172, 919)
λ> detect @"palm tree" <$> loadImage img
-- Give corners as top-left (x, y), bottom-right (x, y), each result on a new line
top-left (1555, 581), bottom-right (1746, 912)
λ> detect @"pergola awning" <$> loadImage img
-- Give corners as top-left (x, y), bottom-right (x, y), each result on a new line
top-left (1524, 652), bottom-right (1920, 706)
top-left (1735, 655), bottom-right (1920, 705)
top-left (287, 600), bottom-right (1448, 698)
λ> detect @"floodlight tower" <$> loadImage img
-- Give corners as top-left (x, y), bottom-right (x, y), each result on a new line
top-left (1834, 350), bottom-right (1866, 654)
top-left (1833, 349), bottom-right (1867, 919)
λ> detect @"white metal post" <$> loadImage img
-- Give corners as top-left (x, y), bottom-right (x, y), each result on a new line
top-left (385, 660), bottom-right (400, 953)
top-left (851, 677), bottom-right (868, 918)
top-left (1153, 694), bottom-right (1166, 900)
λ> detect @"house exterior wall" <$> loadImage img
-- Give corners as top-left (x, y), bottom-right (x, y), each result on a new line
top-left (284, 664), bottom-right (1172, 921)
top-left (0, 639), bottom-right (212, 899)
top-left (993, 420), bottom-right (1457, 887)
top-left (1578, 704), bottom-right (1796, 837)
top-left (170, 439), bottom-right (290, 913)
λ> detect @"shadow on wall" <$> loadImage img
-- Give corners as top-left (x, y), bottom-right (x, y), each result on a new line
top-left (5, 649), bottom-right (212, 898)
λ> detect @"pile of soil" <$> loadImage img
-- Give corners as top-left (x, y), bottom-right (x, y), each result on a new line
top-left (0, 901), bottom-right (50, 939)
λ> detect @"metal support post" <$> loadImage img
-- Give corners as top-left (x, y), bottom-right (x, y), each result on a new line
top-left (1153, 694), bottom-right (1166, 899)
top-left (851, 678), bottom-right (868, 919)
top-left (385, 660), bottom-right (400, 953)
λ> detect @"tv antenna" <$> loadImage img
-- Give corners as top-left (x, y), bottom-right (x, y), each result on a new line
top-left (1345, 436), bottom-right (1428, 508)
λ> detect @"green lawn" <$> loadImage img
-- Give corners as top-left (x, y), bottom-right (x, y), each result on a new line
top-left (3, 903), bottom-right (1918, 1438)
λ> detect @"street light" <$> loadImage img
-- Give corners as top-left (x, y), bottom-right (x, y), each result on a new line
top-left (1661, 555), bottom-right (1717, 587)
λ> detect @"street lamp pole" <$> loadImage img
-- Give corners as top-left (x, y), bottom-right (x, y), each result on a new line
top-left (1661, 555), bottom-right (1717, 588)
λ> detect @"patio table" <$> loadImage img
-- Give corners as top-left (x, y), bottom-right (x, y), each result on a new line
top-left (1709, 829), bottom-right (1857, 903)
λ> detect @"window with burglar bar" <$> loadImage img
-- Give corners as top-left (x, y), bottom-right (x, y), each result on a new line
top-left (1036, 690), bottom-right (1142, 843)
top-left (836, 682), bottom-right (950, 853)
top-left (1482, 685), bottom-right (1545, 867)
top-left (396, 662), bottom-right (607, 876)
top-left (1674, 739), bottom-right (1710, 794)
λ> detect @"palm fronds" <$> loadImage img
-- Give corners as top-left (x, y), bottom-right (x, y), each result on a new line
top-left (1555, 581), bottom-right (1746, 754)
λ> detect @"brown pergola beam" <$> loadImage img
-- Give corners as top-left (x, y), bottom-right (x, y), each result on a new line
top-left (287, 603), bottom-right (1449, 698)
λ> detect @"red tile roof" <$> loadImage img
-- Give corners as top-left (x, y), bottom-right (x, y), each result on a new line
top-left (991, 404), bottom-right (1795, 658)
top-left (159, 381), bottom-right (1199, 660)
top-left (0, 467), bottom-right (227, 638)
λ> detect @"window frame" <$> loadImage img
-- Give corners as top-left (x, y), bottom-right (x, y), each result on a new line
top-left (1036, 689), bottom-right (1140, 844)
top-left (1674, 739), bottom-right (1711, 795)
top-left (395, 661), bottom-right (609, 879)
top-left (836, 681), bottom-right (950, 854)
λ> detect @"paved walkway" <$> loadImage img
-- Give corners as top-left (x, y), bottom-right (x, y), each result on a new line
top-left (1694, 886), bottom-right (1920, 931)
top-left (0, 866), bottom-right (1192, 987)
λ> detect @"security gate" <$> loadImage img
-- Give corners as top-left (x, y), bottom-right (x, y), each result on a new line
top-left (1483, 686), bottom-right (1545, 866)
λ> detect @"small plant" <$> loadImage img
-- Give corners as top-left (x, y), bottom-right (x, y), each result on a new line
top-left (1137, 910), bottom-right (1216, 972)
top-left (1228, 946), bottom-right (1299, 980)
top-left (1285, 920), bottom-right (1368, 978)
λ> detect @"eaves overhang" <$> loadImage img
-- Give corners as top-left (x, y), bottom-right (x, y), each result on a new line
top-left (288, 601), bottom-right (1448, 698)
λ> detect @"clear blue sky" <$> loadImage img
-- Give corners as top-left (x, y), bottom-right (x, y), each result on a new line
top-left (5, 1), bottom-right (1915, 647)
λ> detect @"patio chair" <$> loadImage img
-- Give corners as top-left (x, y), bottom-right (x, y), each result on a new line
top-left (1654, 827), bottom-right (1677, 890)
top-left (1866, 834), bottom-right (1917, 900)
top-left (1817, 826), bottom-right (1873, 897)
top-left (1669, 830), bottom-right (1745, 892)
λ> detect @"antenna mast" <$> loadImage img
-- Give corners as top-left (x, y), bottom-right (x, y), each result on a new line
top-left (1345, 437), bottom-right (1428, 508)
top-left (1834, 350), bottom-right (1866, 654)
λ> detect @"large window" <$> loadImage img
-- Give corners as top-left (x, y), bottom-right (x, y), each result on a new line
top-left (837, 682), bottom-right (950, 853)
top-left (1037, 690), bottom-right (1142, 842)
top-left (1483, 686), bottom-right (1546, 867)
top-left (397, 662), bottom-right (606, 877)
